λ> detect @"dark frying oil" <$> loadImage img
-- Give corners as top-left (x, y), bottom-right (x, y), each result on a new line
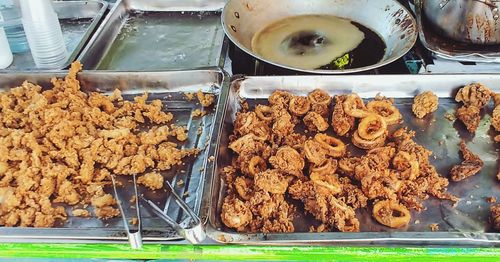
top-left (318, 22), bottom-right (386, 70)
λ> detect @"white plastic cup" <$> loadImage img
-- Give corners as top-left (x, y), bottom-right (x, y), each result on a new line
top-left (0, 11), bottom-right (13, 69)
top-left (20, 0), bottom-right (68, 69)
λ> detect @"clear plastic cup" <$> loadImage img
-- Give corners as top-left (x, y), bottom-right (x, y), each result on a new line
top-left (0, 0), bottom-right (28, 54)
top-left (0, 10), bottom-right (13, 69)
top-left (20, 0), bottom-right (68, 69)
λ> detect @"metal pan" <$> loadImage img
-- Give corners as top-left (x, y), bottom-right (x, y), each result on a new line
top-left (0, 68), bottom-right (228, 244)
top-left (222, 0), bottom-right (417, 74)
top-left (204, 74), bottom-right (500, 246)
top-left (1, 0), bottom-right (108, 71)
top-left (78, 0), bottom-right (227, 71)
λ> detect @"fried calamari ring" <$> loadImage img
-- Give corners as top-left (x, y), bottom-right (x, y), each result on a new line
top-left (234, 111), bottom-right (259, 135)
top-left (289, 96), bottom-right (311, 116)
top-left (254, 169), bottom-right (291, 194)
top-left (331, 95), bottom-right (355, 136)
top-left (308, 89), bottom-right (331, 106)
top-left (352, 130), bottom-right (387, 150)
top-left (366, 100), bottom-right (402, 125)
top-left (310, 173), bottom-right (342, 195)
top-left (343, 94), bottom-right (370, 118)
top-left (221, 196), bottom-right (252, 230)
top-left (248, 156), bottom-right (267, 177)
top-left (338, 157), bottom-right (361, 176)
top-left (310, 158), bottom-right (338, 176)
top-left (269, 146), bottom-right (305, 177)
top-left (392, 151), bottom-right (420, 180)
top-left (234, 176), bottom-right (253, 200)
top-left (314, 133), bottom-right (346, 158)
top-left (303, 112), bottom-right (329, 132)
top-left (251, 122), bottom-right (271, 141)
top-left (357, 114), bottom-right (387, 140)
top-left (304, 140), bottom-right (328, 165)
top-left (255, 105), bottom-right (273, 122)
top-left (269, 90), bottom-right (293, 106)
top-left (372, 200), bottom-right (411, 228)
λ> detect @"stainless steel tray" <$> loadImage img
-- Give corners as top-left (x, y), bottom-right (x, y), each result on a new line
top-left (204, 74), bottom-right (500, 247)
top-left (0, 68), bottom-right (228, 243)
top-left (2, 0), bottom-right (108, 71)
top-left (78, 0), bottom-right (227, 71)
top-left (415, 0), bottom-right (500, 63)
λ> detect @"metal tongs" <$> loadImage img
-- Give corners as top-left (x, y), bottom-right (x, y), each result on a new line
top-left (111, 174), bottom-right (142, 249)
top-left (140, 180), bottom-right (206, 244)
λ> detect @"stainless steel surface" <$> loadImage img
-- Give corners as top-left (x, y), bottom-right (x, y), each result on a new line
top-left (0, 68), bottom-right (227, 243)
top-left (423, 0), bottom-right (500, 45)
top-left (416, 0), bottom-right (500, 63)
top-left (222, 0), bottom-right (417, 74)
top-left (204, 74), bottom-right (500, 246)
top-left (78, 0), bottom-right (226, 71)
top-left (1, 0), bottom-right (108, 71)
top-left (111, 174), bottom-right (142, 249)
top-left (142, 180), bottom-right (206, 244)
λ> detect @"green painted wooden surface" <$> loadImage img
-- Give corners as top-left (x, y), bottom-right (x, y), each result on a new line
top-left (0, 244), bottom-right (499, 261)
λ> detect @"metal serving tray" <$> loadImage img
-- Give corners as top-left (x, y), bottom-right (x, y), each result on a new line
top-left (0, 68), bottom-right (228, 243)
top-left (78, 0), bottom-right (227, 71)
top-left (204, 74), bottom-right (500, 247)
top-left (2, 0), bottom-right (108, 71)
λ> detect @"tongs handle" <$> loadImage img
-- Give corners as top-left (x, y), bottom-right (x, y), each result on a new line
top-left (111, 174), bottom-right (143, 249)
top-left (141, 180), bottom-right (206, 244)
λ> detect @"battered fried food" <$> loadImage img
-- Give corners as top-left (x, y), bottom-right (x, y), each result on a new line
top-left (492, 104), bottom-right (500, 131)
top-left (450, 141), bottom-right (483, 182)
top-left (491, 204), bottom-right (500, 231)
top-left (372, 200), bottom-right (411, 228)
top-left (0, 62), bottom-right (199, 227)
top-left (412, 91), bottom-right (438, 119)
top-left (455, 83), bottom-right (493, 108)
top-left (137, 172), bottom-right (164, 190)
top-left (303, 111), bottom-right (329, 132)
top-left (289, 96), bottom-right (311, 116)
top-left (196, 90), bottom-right (215, 107)
top-left (331, 95), bottom-right (355, 136)
top-left (221, 196), bottom-right (252, 231)
top-left (456, 105), bottom-right (481, 133)
top-left (367, 99), bottom-right (402, 125)
top-left (352, 114), bottom-right (388, 150)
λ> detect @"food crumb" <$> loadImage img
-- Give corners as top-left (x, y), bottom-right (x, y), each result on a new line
top-left (438, 140), bottom-right (444, 146)
top-left (474, 185), bottom-right (480, 188)
top-left (184, 92), bottom-right (195, 101)
top-left (72, 209), bottom-right (90, 217)
top-left (466, 200), bottom-right (472, 205)
top-left (197, 90), bottom-right (215, 107)
top-left (197, 126), bottom-right (203, 135)
top-left (414, 220), bottom-right (420, 225)
top-left (191, 109), bottom-right (206, 118)
top-left (177, 179), bottom-right (184, 187)
top-left (208, 156), bottom-right (215, 162)
top-left (130, 217), bottom-right (138, 225)
top-left (429, 223), bottom-right (439, 231)
top-left (487, 197), bottom-right (497, 203)
top-left (444, 112), bottom-right (457, 121)
top-left (183, 191), bottom-right (190, 197)
top-left (129, 195), bottom-right (137, 204)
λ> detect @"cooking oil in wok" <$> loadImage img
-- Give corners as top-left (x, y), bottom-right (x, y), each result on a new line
top-left (251, 15), bottom-right (386, 70)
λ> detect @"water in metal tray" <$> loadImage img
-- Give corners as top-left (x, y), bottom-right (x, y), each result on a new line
top-left (97, 11), bottom-right (223, 70)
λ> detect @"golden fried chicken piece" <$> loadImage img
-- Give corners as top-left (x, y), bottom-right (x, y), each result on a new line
top-left (196, 90), bottom-right (215, 107)
top-left (137, 172), bottom-right (164, 190)
top-left (455, 83), bottom-right (493, 108)
top-left (450, 141), bottom-right (483, 182)
top-left (269, 146), bottom-right (305, 177)
top-left (412, 91), bottom-right (438, 119)
top-left (491, 204), bottom-right (500, 231)
top-left (221, 195), bottom-right (252, 231)
top-left (456, 105), bottom-right (481, 133)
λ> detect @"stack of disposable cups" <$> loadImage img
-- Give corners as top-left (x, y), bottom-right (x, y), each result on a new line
top-left (20, 0), bottom-right (68, 69)
top-left (0, 10), bottom-right (13, 69)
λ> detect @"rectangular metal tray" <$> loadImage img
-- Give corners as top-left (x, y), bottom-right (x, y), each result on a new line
top-left (2, 0), bottom-right (108, 71)
top-left (0, 68), bottom-right (228, 243)
top-left (78, 0), bottom-right (227, 71)
top-left (204, 74), bottom-right (500, 247)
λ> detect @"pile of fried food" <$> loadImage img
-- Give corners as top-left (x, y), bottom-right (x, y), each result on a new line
top-left (0, 62), bottom-right (206, 227)
top-left (221, 89), bottom-right (460, 233)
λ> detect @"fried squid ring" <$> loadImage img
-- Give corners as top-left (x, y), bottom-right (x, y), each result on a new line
top-left (343, 94), bottom-right (370, 118)
top-left (304, 140), bottom-right (328, 165)
top-left (269, 146), bottom-right (305, 177)
top-left (248, 156), bottom-right (267, 177)
top-left (289, 96), bottom-right (311, 116)
top-left (392, 151), bottom-right (420, 180)
top-left (308, 89), bottom-right (331, 106)
top-left (269, 90), bottom-right (293, 106)
top-left (352, 130), bottom-right (387, 150)
top-left (310, 158), bottom-right (338, 176)
top-left (310, 173), bottom-right (342, 195)
top-left (338, 157), bottom-right (361, 176)
top-left (251, 123), bottom-right (271, 141)
top-left (314, 133), bottom-right (346, 158)
top-left (234, 112), bottom-right (259, 135)
top-left (372, 200), bottom-right (411, 228)
top-left (234, 176), bottom-right (253, 200)
top-left (255, 105), bottom-right (273, 122)
top-left (303, 112), bottom-right (329, 132)
top-left (366, 100), bottom-right (402, 125)
top-left (357, 114), bottom-right (387, 140)
top-left (331, 95), bottom-right (355, 136)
